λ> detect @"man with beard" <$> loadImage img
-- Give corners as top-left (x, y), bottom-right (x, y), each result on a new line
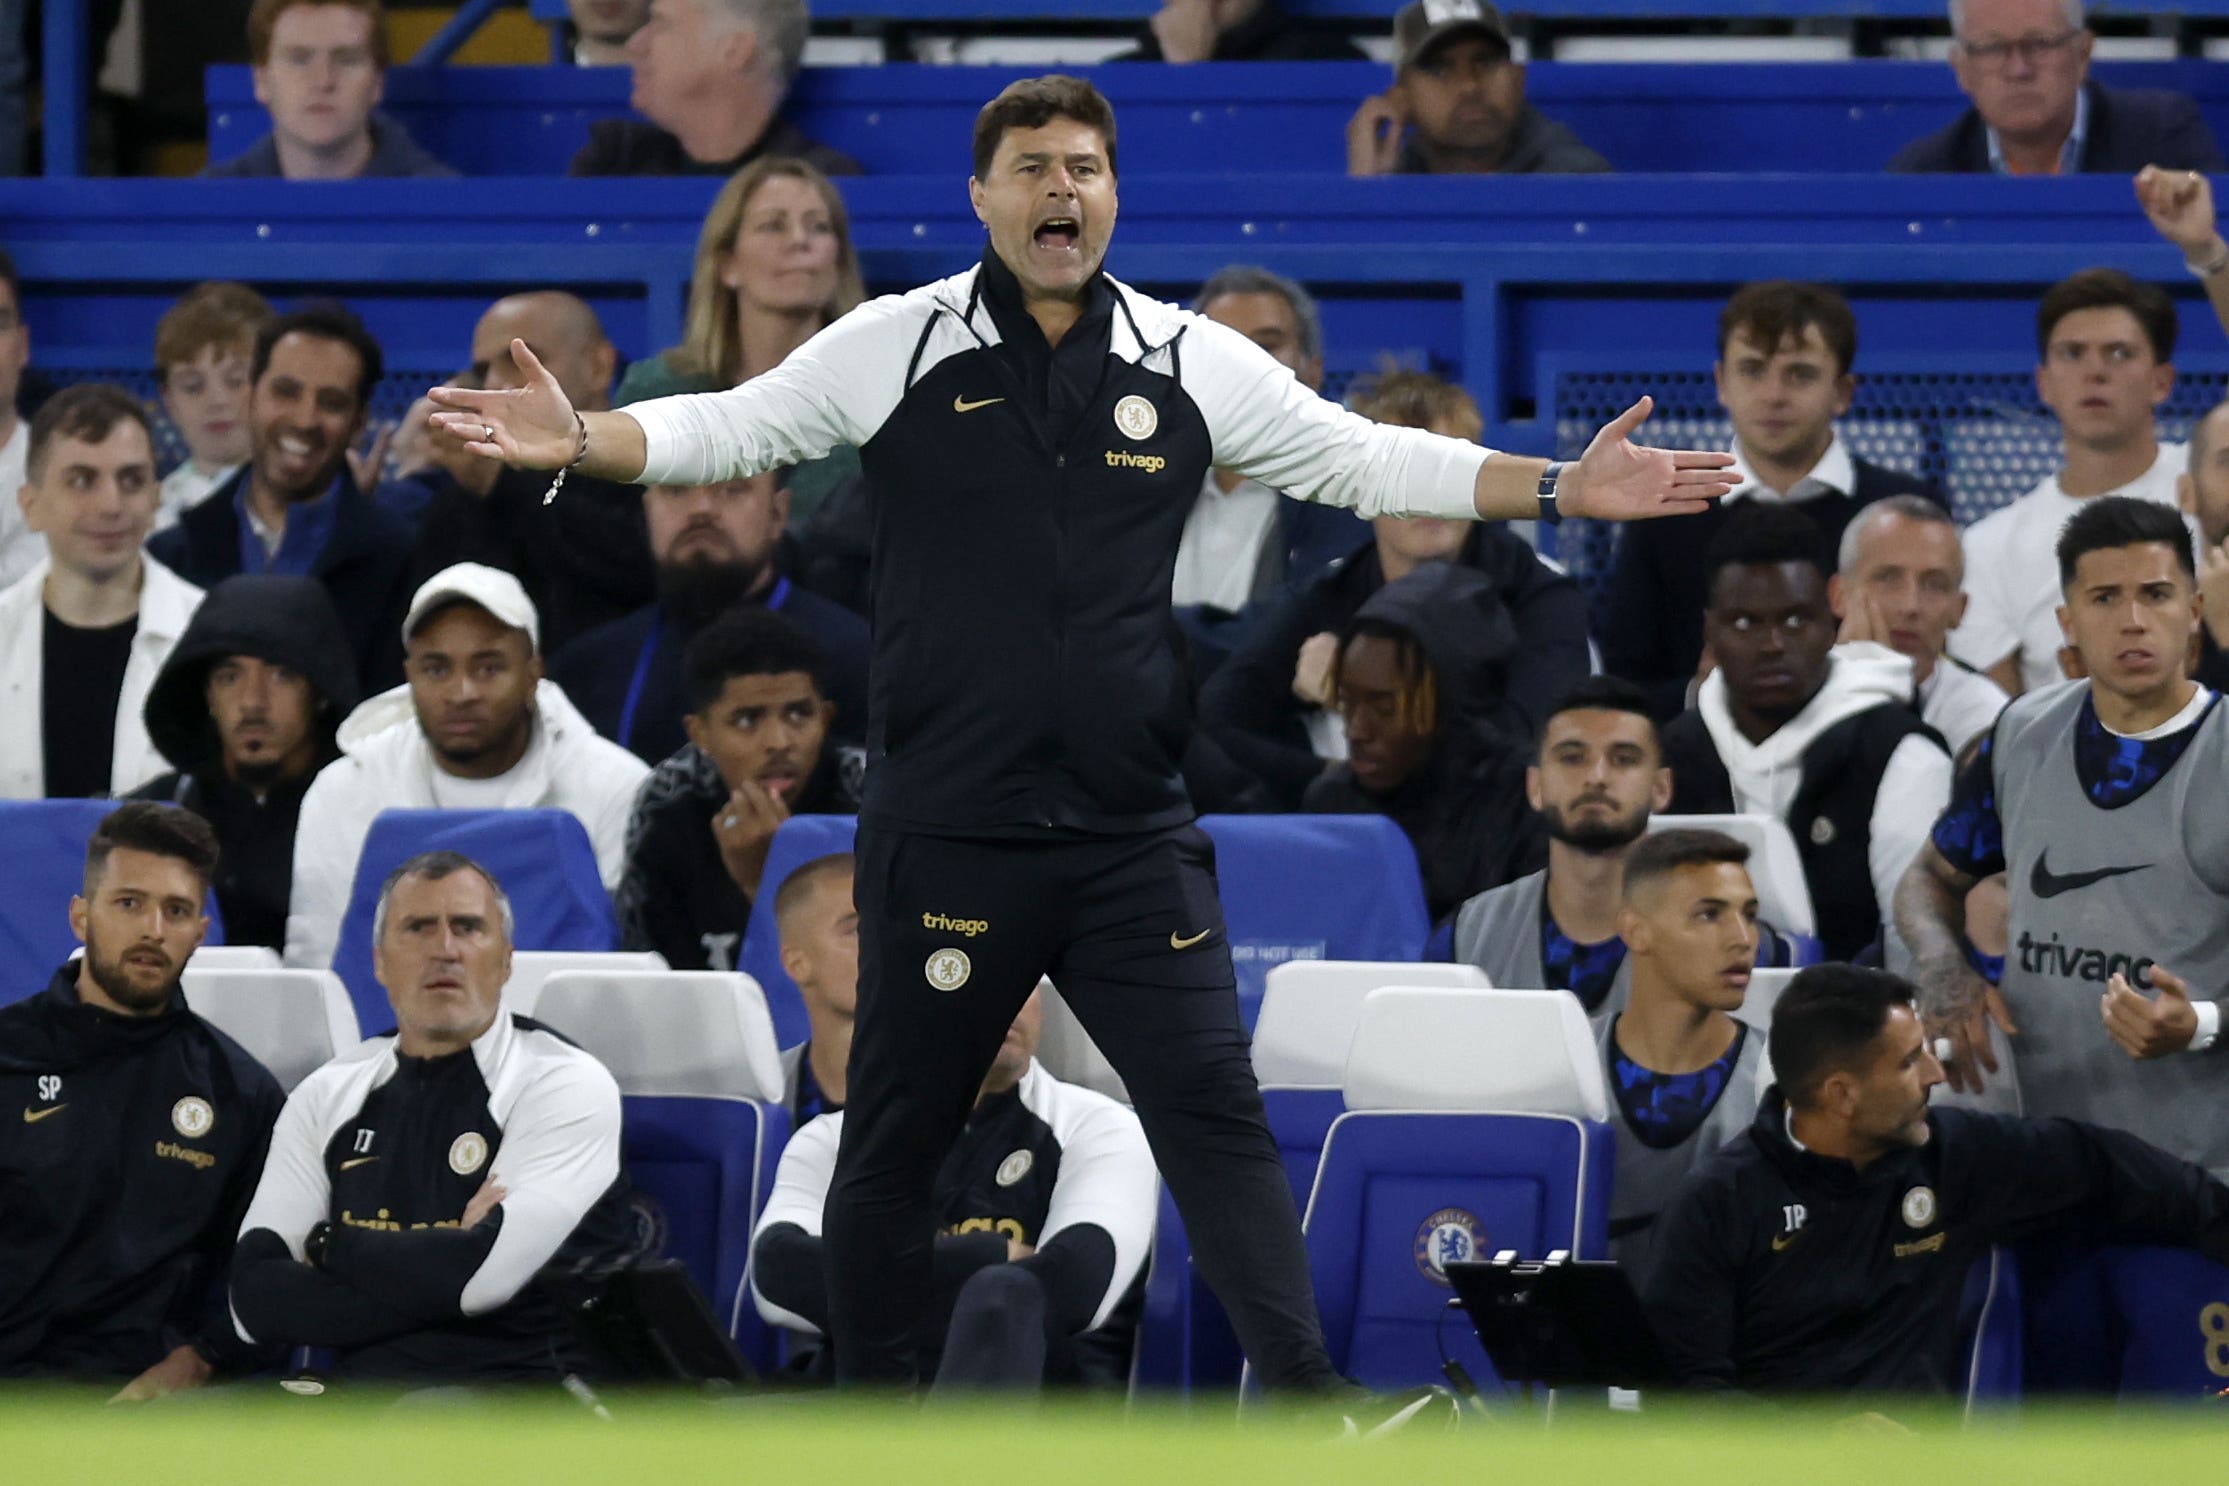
top-left (283, 565), bottom-right (648, 970)
top-left (615, 607), bottom-right (861, 971)
top-left (134, 576), bottom-right (361, 950)
top-left (550, 469), bottom-right (868, 764)
top-left (150, 305), bottom-right (417, 692)
top-left (0, 803), bottom-right (284, 1396)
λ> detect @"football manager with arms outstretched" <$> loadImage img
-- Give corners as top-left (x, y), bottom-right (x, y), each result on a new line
top-left (430, 74), bottom-right (1736, 1398)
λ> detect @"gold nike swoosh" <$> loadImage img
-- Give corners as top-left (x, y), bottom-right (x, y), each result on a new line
top-left (953, 395), bottom-right (1005, 414)
top-left (21, 1104), bottom-right (64, 1124)
top-left (339, 1156), bottom-right (380, 1171)
top-left (1170, 929), bottom-right (1213, 950)
top-left (1771, 1231), bottom-right (1800, 1251)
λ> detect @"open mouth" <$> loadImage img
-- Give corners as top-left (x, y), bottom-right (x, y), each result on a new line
top-left (1033, 216), bottom-right (1081, 251)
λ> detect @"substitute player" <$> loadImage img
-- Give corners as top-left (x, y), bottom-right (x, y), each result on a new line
top-left (427, 76), bottom-right (1736, 1393)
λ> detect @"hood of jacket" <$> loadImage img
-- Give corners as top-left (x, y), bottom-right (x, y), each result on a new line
top-left (1697, 640), bottom-right (1915, 796)
top-left (1348, 560), bottom-right (1520, 737)
top-left (333, 676), bottom-right (604, 809)
top-left (141, 573), bottom-right (361, 774)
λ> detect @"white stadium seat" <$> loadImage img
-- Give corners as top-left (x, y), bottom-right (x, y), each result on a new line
top-left (532, 970), bottom-right (784, 1101)
top-left (1342, 985), bottom-right (1608, 1122)
top-left (1036, 979), bottom-right (1130, 1105)
top-left (181, 967), bottom-right (361, 1092)
top-left (1739, 966), bottom-right (1798, 1033)
top-left (501, 949), bottom-right (667, 1017)
top-left (1647, 813), bottom-right (1817, 938)
top-left (187, 945), bottom-right (282, 971)
top-left (1253, 960), bottom-right (1491, 1088)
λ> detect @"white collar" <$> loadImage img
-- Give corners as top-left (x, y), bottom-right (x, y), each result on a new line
top-left (2100, 685), bottom-right (2214, 741)
top-left (1727, 430), bottom-right (1857, 504)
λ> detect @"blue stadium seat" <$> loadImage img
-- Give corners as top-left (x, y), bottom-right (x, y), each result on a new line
top-left (2104, 1245), bottom-right (2229, 1396)
top-left (1262, 1087), bottom-right (1346, 1216)
top-left (736, 814), bottom-right (859, 1050)
top-left (1957, 1247), bottom-right (2024, 1406)
top-left (327, 809), bottom-right (616, 1035)
top-left (1197, 816), bottom-right (1431, 1027)
top-left (1131, 1184), bottom-right (1245, 1396)
top-left (0, 798), bottom-right (227, 1004)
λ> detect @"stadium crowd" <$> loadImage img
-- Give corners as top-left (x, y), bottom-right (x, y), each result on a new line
top-left (9, 0), bottom-right (2229, 1413)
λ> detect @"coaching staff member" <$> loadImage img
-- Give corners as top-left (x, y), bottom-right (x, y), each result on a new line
top-left (0, 803), bottom-right (284, 1398)
top-left (229, 851), bottom-right (635, 1382)
top-left (428, 75), bottom-right (1735, 1394)
top-left (1643, 964), bottom-right (2229, 1393)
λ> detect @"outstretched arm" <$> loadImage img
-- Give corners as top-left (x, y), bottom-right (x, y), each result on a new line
top-left (2137, 165), bottom-right (2229, 345)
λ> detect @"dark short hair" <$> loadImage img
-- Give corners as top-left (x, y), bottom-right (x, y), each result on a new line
top-left (372, 849), bottom-right (513, 945)
top-left (1621, 827), bottom-right (1749, 904)
top-left (1194, 265), bottom-right (1325, 366)
top-left (1537, 675), bottom-right (1659, 759)
top-left (25, 383), bottom-right (157, 485)
top-left (971, 75), bottom-right (1118, 180)
top-left (251, 304), bottom-right (384, 412)
top-left (2037, 267), bottom-right (2177, 365)
top-left (85, 802), bottom-right (220, 893)
top-left (1718, 281), bottom-right (1859, 377)
top-left (248, 0), bottom-right (390, 67)
top-left (2055, 494), bottom-right (2197, 587)
top-left (774, 851), bottom-right (855, 934)
top-left (1769, 964), bottom-right (1916, 1109)
top-left (1701, 502), bottom-right (1831, 606)
top-left (682, 606), bottom-right (830, 715)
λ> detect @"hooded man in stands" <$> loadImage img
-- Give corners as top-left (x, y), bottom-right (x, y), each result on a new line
top-left (134, 576), bottom-right (360, 951)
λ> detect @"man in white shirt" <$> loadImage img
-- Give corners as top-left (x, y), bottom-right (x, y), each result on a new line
top-left (283, 563), bottom-right (649, 969)
top-left (0, 247), bottom-right (37, 587)
top-left (1831, 494), bottom-right (2009, 756)
top-left (0, 384), bottom-right (203, 799)
top-left (1952, 268), bottom-right (2188, 695)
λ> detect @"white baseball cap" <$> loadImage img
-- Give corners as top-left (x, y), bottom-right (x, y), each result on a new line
top-left (402, 562), bottom-right (541, 652)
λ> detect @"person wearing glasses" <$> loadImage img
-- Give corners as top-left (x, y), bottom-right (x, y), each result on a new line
top-left (1889, 0), bottom-right (2222, 175)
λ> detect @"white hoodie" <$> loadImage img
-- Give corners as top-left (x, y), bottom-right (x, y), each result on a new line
top-left (283, 678), bottom-right (650, 969)
top-left (1697, 642), bottom-right (1952, 964)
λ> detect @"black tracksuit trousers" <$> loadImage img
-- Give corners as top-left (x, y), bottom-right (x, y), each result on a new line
top-left (823, 821), bottom-right (1341, 1391)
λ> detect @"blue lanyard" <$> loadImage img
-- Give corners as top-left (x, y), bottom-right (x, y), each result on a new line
top-left (618, 578), bottom-right (792, 749)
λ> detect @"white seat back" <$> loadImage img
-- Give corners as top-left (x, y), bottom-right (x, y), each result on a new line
top-left (1254, 960), bottom-right (1491, 1087)
top-left (188, 945), bottom-right (282, 972)
top-left (1737, 966), bottom-right (1799, 1034)
top-left (1647, 814), bottom-right (1817, 937)
top-left (181, 968), bottom-right (360, 1092)
top-left (502, 950), bottom-right (667, 1017)
top-left (1343, 985), bottom-right (1609, 1122)
top-left (1036, 979), bottom-right (1130, 1104)
top-left (532, 970), bottom-right (784, 1101)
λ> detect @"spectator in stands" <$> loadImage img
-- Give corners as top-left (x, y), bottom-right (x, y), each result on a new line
top-left (752, 988), bottom-right (1155, 1389)
top-left (1200, 369), bottom-right (1589, 808)
top-left (1303, 562), bottom-right (1542, 919)
top-left (1347, 0), bottom-right (1609, 177)
top-left (1951, 269), bottom-right (2186, 694)
top-left (135, 576), bottom-right (360, 951)
top-left (406, 292), bottom-right (651, 655)
top-left (233, 851), bottom-right (636, 1384)
top-left (1645, 964), bottom-right (2229, 1393)
top-left (1603, 282), bottom-right (1940, 717)
top-left (0, 247), bottom-right (35, 587)
top-left (1898, 498), bottom-right (2229, 1175)
top-left (149, 305), bottom-right (418, 694)
top-left (1663, 505), bottom-right (1950, 965)
top-left (614, 608), bottom-right (861, 973)
top-left (1889, 0), bottom-right (2223, 176)
top-left (206, 0), bottom-right (456, 180)
top-left (571, 0), bottom-right (858, 179)
top-left (0, 803), bottom-right (284, 1396)
top-left (1119, 0), bottom-right (1362, 63)
top-left (0, 386), bottom-right (203, 801)
top-left (567, 0), bottom-right (652, 64)
top-left (284, 564), bottom-right (649, 970)
top-left (1173, 267), bottom-right (1367, 622)
top-left (615, 158), bottom-right (865, 521)
top-left (774, 851), bottom-right (855, 1126)
top-left (1832, 496), bottom-right (2009, 756)
top-left (153, 283), bottom-right (276, 530)
top-left (2181, 397), bottom-right (2229, 689)
top-left (1601, 828), bottom-right (1770, 1290)
top-left (1450, 677), bottom-right (1673, 1017)
top-left (550, 468), bottom-right (868, 765)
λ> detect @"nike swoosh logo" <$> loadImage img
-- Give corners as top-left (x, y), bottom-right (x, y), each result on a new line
top-left (1170, 929), bottom-right (1213, 950)
top-left (1771, 1231), bottom-right (1800, 1251)
top-left (339, 1156), bottom-right (380, 1171)
top-left (21, 1105), bottom-right (64, 1124)
top-left (2030, 850), bottom-right (2151, 900)
top-left (953, 395), bottom-right (1005, 414)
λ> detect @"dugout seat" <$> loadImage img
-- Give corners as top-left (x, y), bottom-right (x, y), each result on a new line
top-left (501, 949), bottom-right (667, 1018)
top-left (2104, 1245), bottom-right (2229, 1396)
top-left (181, 967), bottom-right (360, 1092)
top-left (532, 969), bottom-right (791, 1365)
top-left (328, 809), bottom-right (617, 1036)
top-left (1646, 814), bottom-right (1817, 941)
top-left (1958, 1245), bottom-right (2025, 1407)
top-left (736, 814), bottom-right (858, 1050)
top-left (1036, 979), bottom-right (1129, 1105)
top-left (186, 945), bottom-right (282, 971)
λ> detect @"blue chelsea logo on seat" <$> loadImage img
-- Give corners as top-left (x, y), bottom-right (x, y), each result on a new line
top-left (1414, 1207), bottom-right (1485, 1286)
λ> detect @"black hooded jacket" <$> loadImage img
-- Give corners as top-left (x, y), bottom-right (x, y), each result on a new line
top-left (1300, 562), bottom-right (1542, 919)
top-left (132, 577), bottom-right (361, 951)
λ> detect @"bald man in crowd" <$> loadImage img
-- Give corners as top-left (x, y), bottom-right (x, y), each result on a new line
top-left (404, 293), bottom-right (651, 652)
